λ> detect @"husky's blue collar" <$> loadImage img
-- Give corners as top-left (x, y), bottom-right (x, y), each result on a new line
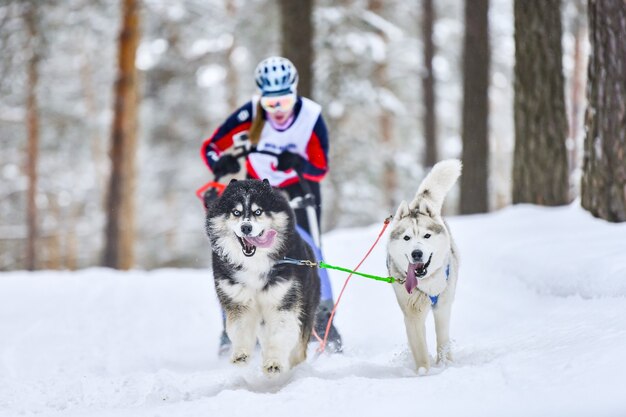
top-left (426, 263), bottom-right (450, 307)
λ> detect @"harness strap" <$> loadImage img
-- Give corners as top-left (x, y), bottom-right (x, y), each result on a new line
top-left (275, 257), bottom-right (317, 267)
top-left (428, 263), bottom-right (451, 307)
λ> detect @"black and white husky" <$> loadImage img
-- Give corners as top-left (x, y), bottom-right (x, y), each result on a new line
top-left (205, 179), bottom-right (320, 376)
top-left (387, 160), bottom-right (462, 373)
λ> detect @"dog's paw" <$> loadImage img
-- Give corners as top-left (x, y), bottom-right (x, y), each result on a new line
top-left (231, 350), bottom-right (250, 366)
top-left (262, 359), bottom-right (284, 376)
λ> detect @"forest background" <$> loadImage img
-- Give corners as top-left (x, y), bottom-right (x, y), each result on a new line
top-left (1, 0), bottom-right (624, 270)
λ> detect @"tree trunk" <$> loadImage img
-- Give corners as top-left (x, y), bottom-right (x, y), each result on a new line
top-left (226, 0), bottom-right (239, 110)
top-left (512, 0), bottom-right (570, 206)
top-left (278, 0), bottom-right (314, 98)
top-left (368, 0), bottom-right (397, 212)
top-left (80, 41), bottom-right (107, 197)
top-left (460, 0), bottom-right (490, 214)
top-left (65, 215), bottom-right (78, 270)
top-left (24, 2), bottom-right (39, 271)
top-left (581, 0), bottom-right (626, 222)
top-left (422, 0), bottom-right (438, 168)
top-left (46, 195), bottom-right (61, 270)
top-left (102, 0), bottom-right (140, 269)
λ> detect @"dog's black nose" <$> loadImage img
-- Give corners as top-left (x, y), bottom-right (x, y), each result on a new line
top-left (411, 249), bottom-right (423, 261)
top-left (241, 223), bottom-right (252, 235)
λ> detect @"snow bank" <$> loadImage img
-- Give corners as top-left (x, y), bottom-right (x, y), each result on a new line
top-left (452, 204), bottom-right (626, 298)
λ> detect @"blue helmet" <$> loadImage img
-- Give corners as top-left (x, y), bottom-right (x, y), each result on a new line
top-left (254, 56), bottom-right (298, 97)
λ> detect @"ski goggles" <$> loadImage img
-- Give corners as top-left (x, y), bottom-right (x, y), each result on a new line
top-left (260, 94), bottom-right (296, 114)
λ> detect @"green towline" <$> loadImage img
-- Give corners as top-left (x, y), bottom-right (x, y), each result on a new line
top-left (318, 261), bottom-right (396, 284)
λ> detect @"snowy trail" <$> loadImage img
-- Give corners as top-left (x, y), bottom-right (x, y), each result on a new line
top-left (1, 205), bottom-right (625, 417)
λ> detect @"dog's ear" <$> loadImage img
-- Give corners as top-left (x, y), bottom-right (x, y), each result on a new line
top-left (394, 200), bottom-right (410, 220)
top-left (409, 198), bottom-right (435, 218)
top-left (229, 178), bottom-right (238, 184)
top-left (262, 178), bottom-right (270, 185)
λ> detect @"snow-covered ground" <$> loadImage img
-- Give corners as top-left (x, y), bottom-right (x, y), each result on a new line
top-left (1, 204), bottom-right (625, 417)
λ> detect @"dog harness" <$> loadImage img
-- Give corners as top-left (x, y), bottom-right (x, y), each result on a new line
top-left (425, 263), bottom-right (451, 307)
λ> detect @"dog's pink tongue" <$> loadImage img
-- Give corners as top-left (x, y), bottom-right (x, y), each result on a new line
top-left (243, 229), bottom-right (277, 248)
top-left (405, 263), bottom-right (418, 294)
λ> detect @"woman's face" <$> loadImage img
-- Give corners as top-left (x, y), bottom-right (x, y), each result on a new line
top-left (267, 108), bottom-right (293, 124)
top-left (260, 94), bottom-right (296, 125)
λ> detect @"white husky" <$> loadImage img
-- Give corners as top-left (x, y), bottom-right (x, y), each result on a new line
top-left (387, 160), bottom-right (461, 373)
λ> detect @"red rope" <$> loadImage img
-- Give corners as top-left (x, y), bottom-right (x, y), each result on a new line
top-left (311, 328), bottom-right (323, 345)
top-left (195, 181), bottom-right (226, 201)
top-left (317, 216), bottom-right (393, 354)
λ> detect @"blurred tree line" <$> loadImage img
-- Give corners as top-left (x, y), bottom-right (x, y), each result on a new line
top-left (0, 0), bottom-right (624, 271)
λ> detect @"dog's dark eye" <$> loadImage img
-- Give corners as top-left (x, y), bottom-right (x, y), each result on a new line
top-left (232, 209), bottom-right (242, 217)
top-left (253, 209), bottom-right (263, 216)
top-left (424, 233), bottom-right (431, 239)
top-left (403, 235), bottom-right (411, 241)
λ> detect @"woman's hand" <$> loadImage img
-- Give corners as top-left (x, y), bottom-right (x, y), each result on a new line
top-left (213, 154), bottom-right (240, 177)
top-left (276, 152), bottom-right (303, 172)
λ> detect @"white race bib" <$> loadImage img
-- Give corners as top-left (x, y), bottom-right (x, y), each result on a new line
top-left (248, 97), bottom-right (321, 186)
